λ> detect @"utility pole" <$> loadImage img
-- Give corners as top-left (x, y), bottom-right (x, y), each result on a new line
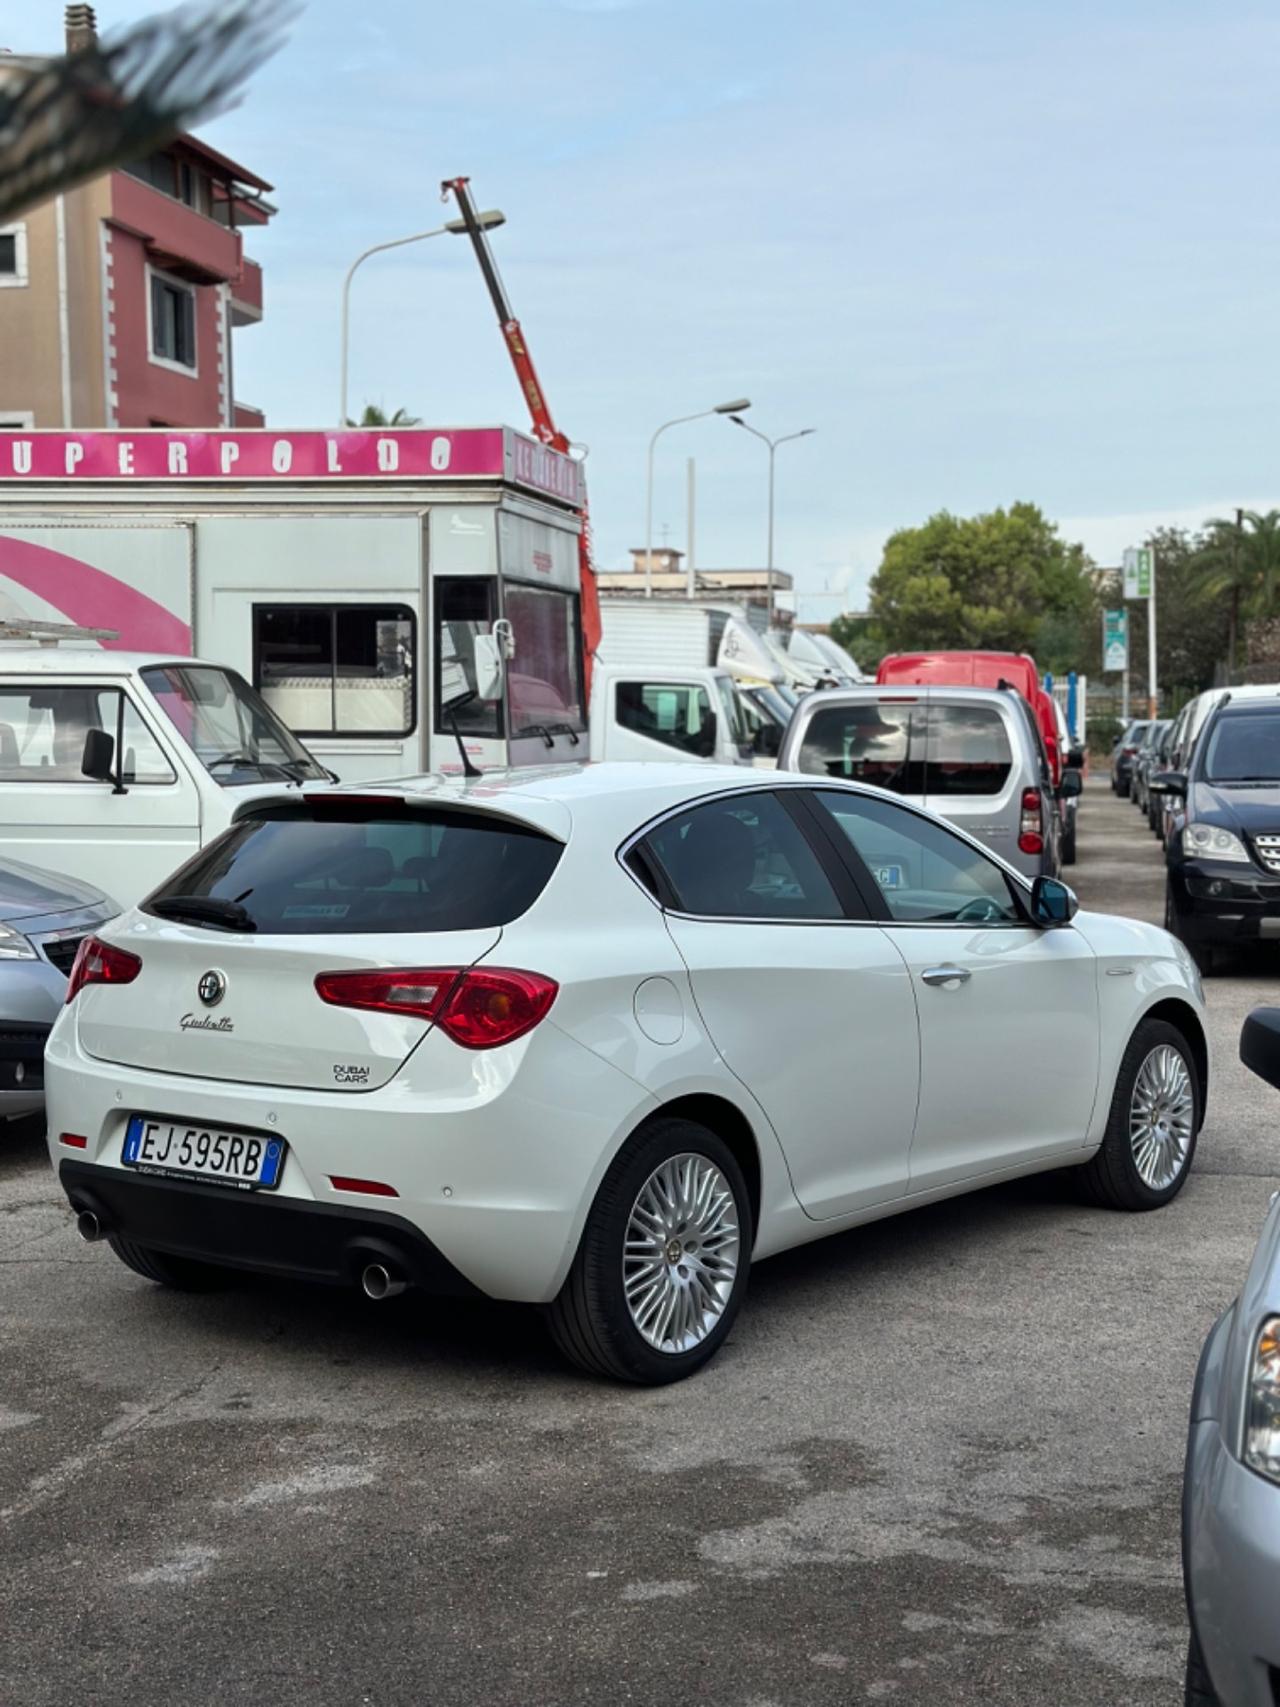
top-left (1147, 546), bottom-right (1158, 721)
top-left (686, 457), bottom-right (696, 598)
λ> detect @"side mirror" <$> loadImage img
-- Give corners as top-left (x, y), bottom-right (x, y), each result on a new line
top-left (694, 710), bottom-right (718, 760)
top-left (1150, 770), bottom-right (1188, 797)
top-left (1058, 768), bottom-right (1083, 798)
top-left (1241, 1009), bottom-right (1280, 1093)
top-left (1067, 746), bottom-right (1085, 769)
top-left (753, 721), bottom-right (781, 759)
top-left (81, 727), bottom-right (116, 782)
top-left (1030, 875), bottom-right (1078, 927)
top-left (471, 632), bottom-right (505, 703)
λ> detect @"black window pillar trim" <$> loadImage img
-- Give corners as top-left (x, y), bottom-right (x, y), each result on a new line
top-left (778, 787), bottom-right (890, 922)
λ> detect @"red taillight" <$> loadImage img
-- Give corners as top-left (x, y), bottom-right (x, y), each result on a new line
top-left (314, 966), bottom-right (558, 1050)
top-left (329, 1175), bottom-right (398, 1197)
top-left (1019, 787), bottom-right (1044, 855)
top-left (59, 1133), bottom-right (87, 1149)
top-left (65, 936), bottom-right (142, 1004)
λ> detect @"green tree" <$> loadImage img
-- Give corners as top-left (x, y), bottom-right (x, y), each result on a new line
top-left (866, 503), bottom-right (1093, 671)
top-left (345, 404), bottom-right (421, 427)
top-left (1194, 509), bottom-right (1280, 674)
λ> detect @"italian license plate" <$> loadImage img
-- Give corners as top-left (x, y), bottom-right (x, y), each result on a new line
top-left (873, 864), bottom-right (904, 889)
top-left (121, 1115), bottom-right (286, 1191)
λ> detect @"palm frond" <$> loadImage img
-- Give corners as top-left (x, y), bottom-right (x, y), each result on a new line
top-left (0, 0), bottom-right (295, 226)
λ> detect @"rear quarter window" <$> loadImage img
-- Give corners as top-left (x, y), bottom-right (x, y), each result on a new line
top-left (144, 806), bottom-right (562, 933)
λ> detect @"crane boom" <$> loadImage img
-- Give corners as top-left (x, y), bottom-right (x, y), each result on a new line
top-left (441, 175), bottom-right (601, 693)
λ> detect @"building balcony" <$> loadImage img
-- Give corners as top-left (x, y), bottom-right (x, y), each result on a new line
top-left (230, 255), bottom-right (263, 326)
top-left (109, 170), bottom-right (243, 285)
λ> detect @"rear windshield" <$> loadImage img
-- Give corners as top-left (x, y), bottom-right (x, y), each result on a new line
top-left (144, 806), bottom-right (562, 934)
top-left (796, 702), bottom-right (1012, 797)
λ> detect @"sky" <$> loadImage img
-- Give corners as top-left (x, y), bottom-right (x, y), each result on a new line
top-left (5, 0), bottom-right (1279, 618)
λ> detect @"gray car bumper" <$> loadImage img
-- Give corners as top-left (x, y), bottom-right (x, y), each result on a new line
top-left (1, 903), bottom-right (116, 1121)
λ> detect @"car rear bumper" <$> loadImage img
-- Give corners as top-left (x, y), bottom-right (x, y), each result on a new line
top-left (44, 1012), bottom-right (654, 1304)
top-left (1170, 865), bottom-right (1280, 945)
top-left (1184, 1416), bottom-right (1280, 1705)
top-left (59, 1158), bottom-right (482, 1295)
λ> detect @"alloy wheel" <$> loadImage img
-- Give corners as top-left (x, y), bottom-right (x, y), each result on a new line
top-left (1129, 1044), bottom-right (1195, 1190)
top-left (623, 1152), bottom-right (741, 1353)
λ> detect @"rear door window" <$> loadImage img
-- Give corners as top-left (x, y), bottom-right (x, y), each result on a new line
top-left (796, 701), bottom-right (925, 790)
top-left (145, 807), bottom-right (562, 933)
top-left (639, 791), bottom-right (843, 919)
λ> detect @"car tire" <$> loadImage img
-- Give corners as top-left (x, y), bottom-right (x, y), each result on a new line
top-left (545, 1117), bottom-right (752, 1385)
top-left (1061, 811), bottom-right (1077, 865)
top-left (1165, 884), bottom-right (1219, 976)
top-left (1078, 1018), bottom-right (1200, 1211)
top-left (1184, 1631), bottom-right (1220, 1706)
top-left (108, 1234), bottom-right (227, 1291)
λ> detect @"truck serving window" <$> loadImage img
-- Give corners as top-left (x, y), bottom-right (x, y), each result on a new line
top-left (0, 685), bottom-right (175, 784)
top-left (505, 584), bottom-right (585, 738)
top-left (144, 807), bottom-right (562, 934)
top-left (254, 605), bottom-right (415, 739)
top-left (141, 665), bottom-right (327, 786)
top-left (435, 578), bottom-right (502, 739)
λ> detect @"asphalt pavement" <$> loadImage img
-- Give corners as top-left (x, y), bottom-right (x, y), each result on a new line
top-left (3, 776), bottom-right (1277, 1706)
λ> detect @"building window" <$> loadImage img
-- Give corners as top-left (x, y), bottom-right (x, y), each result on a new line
top-left (148, 269), bottom-right (197, 372)
top-left (253, 605), bottom-right (416, 738)
top-left (0, 223), bottom-right (28, 288)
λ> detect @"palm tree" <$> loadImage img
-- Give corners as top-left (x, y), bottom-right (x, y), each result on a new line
top-left (345, 404), bottom-right (421, 428)
top-left (1195, 509), bottom-right (1280, 674)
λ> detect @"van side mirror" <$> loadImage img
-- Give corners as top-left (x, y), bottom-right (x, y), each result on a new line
top-left (81, 727), bottom-right (116, 783)
top-left (1030, 875), bottom-right (1078, 927)
top-left (1067, 746), bottom-right (1085, 769)
top-left (1241, 1009), bottom-right (1280, 1093)
top-left (1058, 768), bottom-right (1083, 798)
top-left (472, 632), bottom-right (505, 703)
top-left (753, 721), bottom-right (781, 759)
top-left (1150, 770), bottom-right (1187, 797)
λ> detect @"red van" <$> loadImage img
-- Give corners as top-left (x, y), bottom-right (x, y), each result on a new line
top-left (876, 651), bottom-right (1063, 783)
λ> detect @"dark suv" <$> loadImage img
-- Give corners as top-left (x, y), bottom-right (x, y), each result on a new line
top-left (1157, 694), bottom-right (1280, 971)
top-left (1111, 719), bottom-right (1150, 798)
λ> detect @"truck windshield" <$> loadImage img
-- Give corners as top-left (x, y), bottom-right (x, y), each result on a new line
top-left (140, 664), bottom-right (328, 787)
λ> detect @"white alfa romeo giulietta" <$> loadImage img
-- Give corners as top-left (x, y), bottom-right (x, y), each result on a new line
top-left (46, 764), bottom-right (1208, 1384)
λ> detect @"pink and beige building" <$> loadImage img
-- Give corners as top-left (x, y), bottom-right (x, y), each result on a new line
top-left (0, 5), bottom-right (275, 431)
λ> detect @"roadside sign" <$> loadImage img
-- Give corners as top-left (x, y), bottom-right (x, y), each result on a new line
top-left (1103, 608), bottom-right (1128, 673)
top-left (1122, 546), bottom-right (1153, 600)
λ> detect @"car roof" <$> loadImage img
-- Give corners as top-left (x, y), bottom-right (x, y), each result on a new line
top-left (0, 648), bottom-right (227, 676)
top-left (799, 683), bottom-right (1022, 707)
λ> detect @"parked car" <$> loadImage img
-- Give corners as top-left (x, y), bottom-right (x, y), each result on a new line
top-left (1, 858), bottom-right (117, 1124)
top-left (1156, 688), bottom-right (1280, 849)
top-left (1051, 697), bottom-right (1085, 866)
top-left (777, 684), bottom-right (1077, 880)
top-left (1131, 720), bottom-right (1171, 815)
top-left (1182, 1007), bottom-right (1280, 1706)
top-left (1157, 693), bottom-right (1280, 973)
top-left (1111, 719), bottom-right (1151, 797)
top-left (1148, 722), bottom-right (1179, 835)
top-left (46, 763), bottom-right (1205, 1384)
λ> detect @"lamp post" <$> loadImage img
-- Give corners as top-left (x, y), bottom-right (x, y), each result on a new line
top-left (339, 209), bottom-right (505, 426)
top-left (729, 418), bottom-right (815, 625)
top-left (644, 398), bottom-right (751, 597)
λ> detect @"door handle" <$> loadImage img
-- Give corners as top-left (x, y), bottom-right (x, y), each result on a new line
top-left (921, 965), bottom-right (971, 988)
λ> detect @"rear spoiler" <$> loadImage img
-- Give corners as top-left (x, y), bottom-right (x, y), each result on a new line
top-left (231, 788), bottom-right (570, 842)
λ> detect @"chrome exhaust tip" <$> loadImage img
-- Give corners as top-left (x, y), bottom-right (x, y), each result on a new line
top-left (361, 1262), bottom-right (406, 1301)
top-left (76, 1209), bottom-right (106, 1243)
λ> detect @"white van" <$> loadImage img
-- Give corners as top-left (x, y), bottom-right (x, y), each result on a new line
top-left (0, 638), bottom-right (329, 906)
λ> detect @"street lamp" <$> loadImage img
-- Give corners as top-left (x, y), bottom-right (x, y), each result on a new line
top-left (645, 398), bottom-right (751, 597)
top-left (729, 418), bottom-right (815, 626)
top-left (338, 209), bottom-right (506, 426)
